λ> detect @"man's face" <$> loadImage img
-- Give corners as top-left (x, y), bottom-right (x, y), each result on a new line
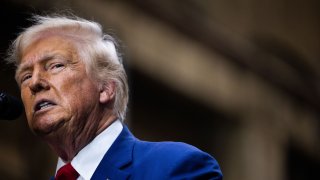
top-left (16, 35), bottom-right (101, 137)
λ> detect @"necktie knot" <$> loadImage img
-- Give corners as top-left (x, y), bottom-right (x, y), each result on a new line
top-left (55, 163), bottom-right (79, 180)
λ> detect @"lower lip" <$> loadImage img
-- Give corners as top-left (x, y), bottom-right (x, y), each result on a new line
top-left (34, 105), bottom-right (56, 116)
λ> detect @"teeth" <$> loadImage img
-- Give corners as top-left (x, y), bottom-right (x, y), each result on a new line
top-left (37, 101), bottom-right (53, 111)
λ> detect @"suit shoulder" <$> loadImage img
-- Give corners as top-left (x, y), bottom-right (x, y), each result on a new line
top-left (134, 140), bottom-right (212, 160)
top-left (133, 140), bottom-right (223, 179)
top-left (135, 140), bottom-right (202, 156)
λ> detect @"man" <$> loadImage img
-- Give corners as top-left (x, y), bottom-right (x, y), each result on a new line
top-left (6, 14), bottom-right (223, 179)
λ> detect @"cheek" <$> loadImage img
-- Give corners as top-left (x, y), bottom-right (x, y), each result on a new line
top-left (59, 74), bottom-right (99, 110)
top-left (20, 89), bottom-right (34, 126)
top-left (21, 88), bottom-right (32, 113)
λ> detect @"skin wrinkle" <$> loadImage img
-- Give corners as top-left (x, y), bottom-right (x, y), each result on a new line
top-left (19, 34), bottom-right (117, 162)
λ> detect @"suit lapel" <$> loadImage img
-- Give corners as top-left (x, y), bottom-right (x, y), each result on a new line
top-left (91, 126), bottom-right (135, 180)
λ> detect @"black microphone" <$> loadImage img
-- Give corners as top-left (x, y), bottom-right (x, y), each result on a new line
top-left (0, 92), bottom-right (23, 120)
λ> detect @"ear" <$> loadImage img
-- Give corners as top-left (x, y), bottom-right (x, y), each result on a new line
top-left (99, 81), bottom-right (116, 104)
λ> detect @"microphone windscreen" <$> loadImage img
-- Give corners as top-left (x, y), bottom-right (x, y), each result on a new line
top-left (0, 92), bottom-right (24, 120)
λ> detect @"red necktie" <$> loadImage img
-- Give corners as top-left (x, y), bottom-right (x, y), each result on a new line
top-left (55, 163), bottom-right (79, 180)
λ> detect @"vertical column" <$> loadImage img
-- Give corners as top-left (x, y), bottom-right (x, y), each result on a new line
top-left (220, 120), bottom-right (285, 180)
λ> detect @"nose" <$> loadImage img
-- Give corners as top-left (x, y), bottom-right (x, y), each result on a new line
top-left (29, 70), bottom-right (50, 95)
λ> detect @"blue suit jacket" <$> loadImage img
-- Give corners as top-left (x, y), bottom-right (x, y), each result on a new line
top-left (91, 126), bottom-right (223, 180)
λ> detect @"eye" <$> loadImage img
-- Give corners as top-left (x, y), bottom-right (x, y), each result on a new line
top-left (21, 74), bottom-right (32, 83)
top-left (51, 63), bottom-right (64, 69)
top-left (48, 63), bottom-right (65, 72)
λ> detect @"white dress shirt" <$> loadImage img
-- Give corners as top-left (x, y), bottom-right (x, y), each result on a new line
top-left (55, 120), bottom-right (123, 180)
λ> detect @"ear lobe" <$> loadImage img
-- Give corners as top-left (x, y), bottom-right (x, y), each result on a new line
top-left (99, 81), bottom-right (116, 104)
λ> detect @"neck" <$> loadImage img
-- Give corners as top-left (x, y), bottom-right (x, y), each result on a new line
top-left (46, 113), bottom-right (118, 162)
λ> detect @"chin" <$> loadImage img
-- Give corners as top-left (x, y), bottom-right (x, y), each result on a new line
top-left (31, 116), bottom-right (65, 137)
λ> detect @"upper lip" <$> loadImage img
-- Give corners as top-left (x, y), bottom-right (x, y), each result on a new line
top-left (33, 98), bottom-right (57, 112)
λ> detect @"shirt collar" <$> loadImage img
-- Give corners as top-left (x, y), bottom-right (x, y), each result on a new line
top-left (56, 119), bottom-right (123, 180)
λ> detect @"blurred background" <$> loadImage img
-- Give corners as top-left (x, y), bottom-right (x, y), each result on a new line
top-left (0, 0), bottom-right (319, 179)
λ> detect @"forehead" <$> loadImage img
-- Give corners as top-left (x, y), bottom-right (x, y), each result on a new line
top-left (19, 35), bottom-right (78, 66)
top-left (25, 35), bottom-right (77, 58)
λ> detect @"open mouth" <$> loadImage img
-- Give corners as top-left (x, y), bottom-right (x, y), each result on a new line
top-left (34, 100), bottom-right (56, 112)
